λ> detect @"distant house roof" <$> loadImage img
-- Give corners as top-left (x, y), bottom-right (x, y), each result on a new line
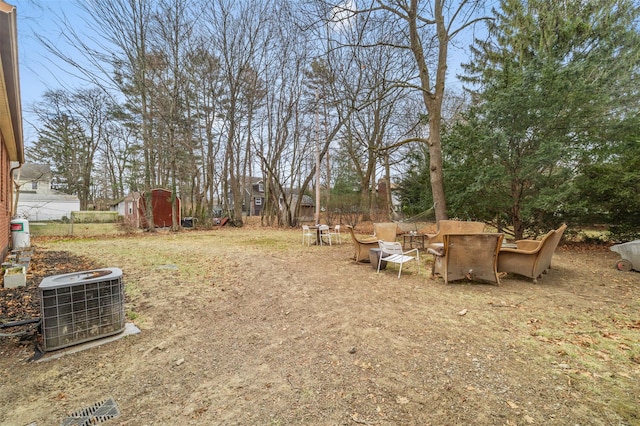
top-left (125, 191), bottom-right (141, 201)
top-left (281, 189), bottom-right (314, 206)
top-left (13, 163), bottom-right (52, 181)
top-left (111, 191), bottom-right (141, 206)
top-left (18, 192), bottom-right (79, 203)
top-left (300, 194), bottom-right (313, 206)
top-left (239, 176), bottom-right (264, 197)
top-left (241, 176), bottom-right (263, 186)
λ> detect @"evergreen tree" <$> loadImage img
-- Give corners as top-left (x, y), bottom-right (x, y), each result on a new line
top-left (452, 0), bottom-right (640, 238)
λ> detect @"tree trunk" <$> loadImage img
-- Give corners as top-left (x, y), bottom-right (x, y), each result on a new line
top-left (384, 154), bottom-right (393, 220)
top-left (428, 113), bottom-right (448, 221)
top-left (407, 0), bottom-right (452, 223)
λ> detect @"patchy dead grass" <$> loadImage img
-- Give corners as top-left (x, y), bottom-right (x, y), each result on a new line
top-left (1, 225), bottom-right (639, 425)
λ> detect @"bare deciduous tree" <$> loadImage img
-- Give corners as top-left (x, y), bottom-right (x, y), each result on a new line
top-left (30, 88), bottom-right (111, 210)
top-left (319, 0), bottom-right (488, 221)
top-left (202, 0), bottom-right (272, 225)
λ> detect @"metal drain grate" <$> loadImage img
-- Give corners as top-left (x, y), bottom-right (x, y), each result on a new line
top-left (61, 397), bottom-right (120, 426)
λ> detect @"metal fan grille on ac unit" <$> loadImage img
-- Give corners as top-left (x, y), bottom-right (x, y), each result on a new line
top-left (39, 268), bottom-right (125, 352)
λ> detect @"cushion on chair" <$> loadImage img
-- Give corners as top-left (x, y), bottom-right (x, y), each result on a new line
top-left (426, 220), bottom-right (485, 249)
top-left (373, 223), bottom-right (398, 242)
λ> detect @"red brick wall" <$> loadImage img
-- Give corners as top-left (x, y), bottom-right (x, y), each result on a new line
top-left (0, 140), bottom-right (10, 259)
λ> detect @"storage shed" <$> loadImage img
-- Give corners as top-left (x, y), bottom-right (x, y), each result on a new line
top-left (138, 188), bottom-right (180, 229)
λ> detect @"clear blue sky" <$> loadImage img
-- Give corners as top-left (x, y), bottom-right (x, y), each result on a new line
top-left (15, 1), bottom-right (56, 121)
top-left (13, 0), bottom-right (88, 144)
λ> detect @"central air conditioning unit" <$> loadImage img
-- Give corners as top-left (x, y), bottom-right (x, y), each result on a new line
top-left (39, 268), bottom-right (125, 352)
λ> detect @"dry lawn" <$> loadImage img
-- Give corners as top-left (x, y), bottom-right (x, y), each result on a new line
top-left (1, 225), bottom-right (639, 425)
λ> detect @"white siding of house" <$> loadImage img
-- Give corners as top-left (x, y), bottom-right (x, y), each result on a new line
top-left (16, 193), bottom-right (80, 221)
top-left (114, 201), bottom-right (126, 216)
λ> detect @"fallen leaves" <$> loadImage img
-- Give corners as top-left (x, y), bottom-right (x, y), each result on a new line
top-left (1, 250), bottom-right (98, 325)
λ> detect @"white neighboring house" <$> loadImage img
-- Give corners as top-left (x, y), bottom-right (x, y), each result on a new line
top-left (13, 163), bottom-right (80, 221)
top-left (110, 192), bottom-right (142, 228)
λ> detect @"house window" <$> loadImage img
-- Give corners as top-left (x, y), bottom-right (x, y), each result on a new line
top-left (255, 197), bottom-right (262, 206)
top-left (31, 181), bottom-right (38, 190)
top-left (258, 183), bottom-right (264, 192)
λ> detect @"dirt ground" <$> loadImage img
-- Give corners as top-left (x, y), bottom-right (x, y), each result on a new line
top-left (0, 225), bottom-right (639, 425)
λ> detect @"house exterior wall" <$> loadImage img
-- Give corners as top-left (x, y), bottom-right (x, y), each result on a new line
top-left (112, 193), bottom-right (141, 228)
top-left (123, 199), bottom-right (140, 228)
top-left (15, 198), bottom-right (80, 221)
top-left (15, 195), bottom-right (80, 221)
top-left (279, 193), bottom-right (314, 223)
top-left (13, 164), bottom-right (54, 195)
top-left (248, 192), bottom-right (263, 216)
top-left (234, 177), bottom-right (265, 217)
top-left (13, 164), bottom-right (81, 221)
top-left (114, 202), bottom-right (125, 216)
top-left (298, 205), bottom-right (314, 221)
top-left (0, 2), bottom-right (25, 257)
top-left (0, 144), bottom-right (10, 258)
top-left (242, 188), bottom-right (262, 216)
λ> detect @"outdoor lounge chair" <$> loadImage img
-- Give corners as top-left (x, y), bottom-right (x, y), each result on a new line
top-left (425, 220), bottom-right (486, 250)
top-left (346, 225), bottom-right (379, 262)
top-left (497, 224), bottom-right (567, 283)
top-left (430, 233), bottom-right (504, 285)
top-left (377, 241), bottom-right (420, 279)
